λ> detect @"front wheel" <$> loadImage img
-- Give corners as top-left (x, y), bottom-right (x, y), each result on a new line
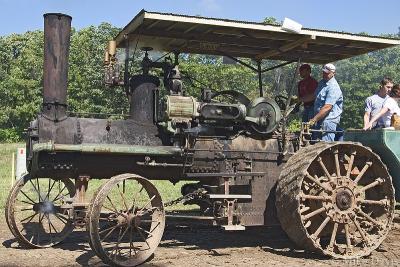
top-left (5, 174), bottom-right (75, 248)
top-left (87, 173), bottom-right (165, 267)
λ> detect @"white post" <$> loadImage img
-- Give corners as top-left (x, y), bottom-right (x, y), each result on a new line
top-left (15, 147), bottom-right (27, 180)
top-left (11, 152), bottom-right (15, 187)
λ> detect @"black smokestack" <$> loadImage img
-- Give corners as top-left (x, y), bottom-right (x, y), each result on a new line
top-left (42, 13), bottom-right (71, 121)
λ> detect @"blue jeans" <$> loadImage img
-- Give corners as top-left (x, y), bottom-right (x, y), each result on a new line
top-left (312, 120), bottom-right (338, 142)
top-left (302, 106), bottom-right (314, 122)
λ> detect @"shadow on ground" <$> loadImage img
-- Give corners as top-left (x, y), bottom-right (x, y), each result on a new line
top-left (2, 216), bottom-right (329, 266)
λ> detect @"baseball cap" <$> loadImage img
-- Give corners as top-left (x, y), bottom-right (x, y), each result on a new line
top-left (322, 63), bottom-right (336, 73)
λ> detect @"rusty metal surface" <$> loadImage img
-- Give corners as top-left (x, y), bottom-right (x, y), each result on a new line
top-left (129, 75), bottom-right (160, 122)
top-left (32, 142), bottom-right (182, 155)
top-left (276, 142), bottom-right (395, 259)
top-left (36, 116), bottom-right (164, 145)
top-left (43, 13), bottom-right (71, 121)
top-left (185, 135), bottom-right (293, 226)
top-left (87, 173), bottom-right (165, 266)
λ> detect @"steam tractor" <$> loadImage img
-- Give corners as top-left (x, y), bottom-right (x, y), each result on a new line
top-left (5, 11), bottom-right (400, 266)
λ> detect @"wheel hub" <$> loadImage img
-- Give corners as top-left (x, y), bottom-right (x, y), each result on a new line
top-left (335, 189), bottom-right (354, 211)
top-left (33, 201), bottom-right (56, 214)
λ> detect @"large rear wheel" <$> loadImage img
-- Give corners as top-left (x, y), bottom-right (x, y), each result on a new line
top-left (276, 142), bottom-right (395, 259)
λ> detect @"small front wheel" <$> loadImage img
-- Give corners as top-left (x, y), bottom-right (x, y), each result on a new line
top-left (5, 174), bottom-right (75, 248)
top-left (87, 173), bottom-right (165, 267)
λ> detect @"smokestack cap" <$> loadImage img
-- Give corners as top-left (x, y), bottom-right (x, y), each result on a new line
top-left (43, 13), bottom-right (72, 20)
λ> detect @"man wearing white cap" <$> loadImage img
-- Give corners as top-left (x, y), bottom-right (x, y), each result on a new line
top-left (308, 63), bottom-right (343, 141)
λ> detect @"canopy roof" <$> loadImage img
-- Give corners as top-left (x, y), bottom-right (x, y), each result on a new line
top-left (115, 10), bottom-right (400, 64)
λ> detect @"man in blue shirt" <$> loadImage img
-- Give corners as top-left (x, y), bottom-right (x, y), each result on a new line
top-left (309, 63), bottom-right (343, 141)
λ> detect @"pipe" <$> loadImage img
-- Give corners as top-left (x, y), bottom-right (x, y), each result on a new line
top-left (42, 13), bottom-right (72, 121)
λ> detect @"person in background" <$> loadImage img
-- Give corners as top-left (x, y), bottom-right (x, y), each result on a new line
top-left (297, 64), bottom-right (318, 122)
top-left (363, 77), bottom-right (393, 129)
top-left (363, 84), bottom-right (400, 130)
top-left (309, 63), bottom-right (343, 141)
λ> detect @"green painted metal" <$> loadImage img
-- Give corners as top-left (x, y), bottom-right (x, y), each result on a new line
top-left (32, 142), bottom-right (183, 156)
top-left (345, 129), bottom-right (400, 199)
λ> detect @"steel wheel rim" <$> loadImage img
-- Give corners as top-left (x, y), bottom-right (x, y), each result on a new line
top-left (89, 174), bottom-right (165, 267)
top-left (7, 174), bottom-right (75, 248)
top-left (298, 144), bottom-right (394, 258)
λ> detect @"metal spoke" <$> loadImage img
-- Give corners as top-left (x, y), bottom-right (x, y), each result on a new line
top-left (359, 178), bottom-right (384, 192)
top-left (20, 212), bottom-right (38, 223)
top-left (139, 206), bottom-right (159, 217)
top-left (101, 225), bottom-right (119, 242)
top-left (51, 184), bottom-right (67, 203)
top-left (317, 157), bottom-right (333, 181)
top-left (17, 199), bottom-right (35, 206)
top-left (138, 195), bottom-right (156, 213)
top-left (99, 224), bottom-right (119, 235)
top-left (344, 223), bottom-right (351, 249)
top-left (53, 192), bottom-right (70, 203)
top-left (346, 151), bottom-right (356, 178)
top-left (102, 205), bottom-right (124, 217)
top-left (129, 185), bottom-right (144, 211)
top-left (351, 216), bottom-right (368, 245)
top-left (305, 172), bottom-right (331, 192)
top-left (54, 213), bottom-right (69, 225)
top-left (110, 227), bottom-right (123, 259)
top-left (129, 224), bottom-right (133, 257)
top-left (135, 226), bottom-right (150, 249)
top-left (106, 196), bottom-right (120, 214)
top-left (19, 207), bottom-right (34, 212)
top-left (46, 180), bottom-right (57, 201)
top-left (334, 149), bottom-right (340, 177)
top-left (118, 225), bottom-right (130, 242)
top-left (359, 199), bottom-right (388, 206)
top-left (116, 183), bottom-right (129, 211)
top-left (312, 216), bottom-right (330, 239)
top-left (299, 206), bottom-right (310, 213)
top-left (300, 194), bottom-right (329, 201)
top-left (36, 178), bottom-right (41, 202)
top-left (353, 161), bottom-right (372, 184)
top-left (29, 179), bottom-right (41, 202)
top-left (20, 189), bottom-right (37, 205)
top-left (137, 226), bottom-right (154, 238)
top-left (302, 207), bottom-right (326, 220)
top-left (329, 222), bottom-right (338, 248)
top-left (356, 208), bottom-right (382, 229)
top-left (48, 216), bottom-right (60, 234)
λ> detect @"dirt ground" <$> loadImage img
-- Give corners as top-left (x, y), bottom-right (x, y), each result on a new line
top-left (1, 217), bottom-right (400, 267)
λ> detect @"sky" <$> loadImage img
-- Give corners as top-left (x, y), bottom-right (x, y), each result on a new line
top-left (0, 0), bottom-right (399, 36)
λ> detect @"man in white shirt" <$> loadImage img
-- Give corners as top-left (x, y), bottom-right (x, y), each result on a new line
top-left (364, 84), bottom-right (400, 129)
top-left (363, 77), bottom-right (393, 129)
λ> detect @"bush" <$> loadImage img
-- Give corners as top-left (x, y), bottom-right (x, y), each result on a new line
top-left (0, 128), bottom-right (21, 143)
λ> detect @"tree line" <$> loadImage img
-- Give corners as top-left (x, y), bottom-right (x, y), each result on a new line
top-left (0, 22), bottom-right (399, 142)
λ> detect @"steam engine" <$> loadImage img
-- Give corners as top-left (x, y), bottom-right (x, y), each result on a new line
top-left (26, 13), bottom-right (292, 227)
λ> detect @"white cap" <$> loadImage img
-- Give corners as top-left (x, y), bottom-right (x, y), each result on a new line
top-left (322, 63), bottom-right (336, 73)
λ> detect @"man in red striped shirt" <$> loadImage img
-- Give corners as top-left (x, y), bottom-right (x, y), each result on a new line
top-left (297, 64), bottom-right (318, 122)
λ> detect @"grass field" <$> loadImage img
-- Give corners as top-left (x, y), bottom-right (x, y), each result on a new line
top-left (0, 143), bottom-right (194, 211)
top-left (0, 143), bottom-right (22, 210)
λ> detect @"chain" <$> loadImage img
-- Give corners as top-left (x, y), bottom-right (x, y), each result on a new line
top-left (164, 188), bottom-right (207, 207)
